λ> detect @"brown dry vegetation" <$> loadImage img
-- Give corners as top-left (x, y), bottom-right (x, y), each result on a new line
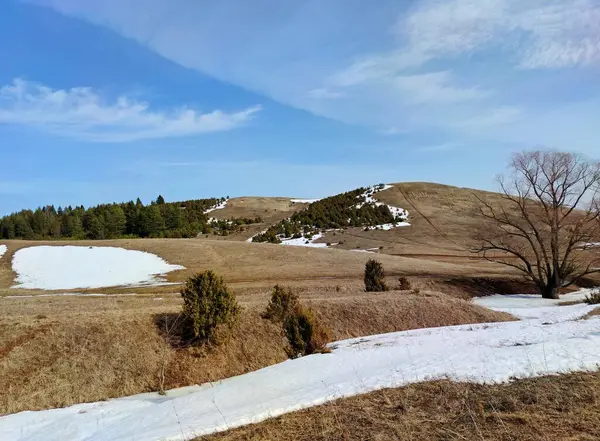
top-left (0, 237), bottom-right (515, 296)
top-left (204, 371), bottom-right (600, 441)
top-left (0, 289), bottom-right (512, 415)
top-left (326, 182), bottom-right (512, 257)
top-left (200, 197), bottom-right (309, 241)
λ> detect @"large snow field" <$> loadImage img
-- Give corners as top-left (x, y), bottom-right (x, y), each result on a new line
top-left (2, 290), bottom-right (599, 441)
top-left (11, 246), bottom-right (185, 290)
top-left (0, 244), bottom-right (6, 259)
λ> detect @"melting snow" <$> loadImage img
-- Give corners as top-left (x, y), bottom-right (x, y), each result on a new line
top-left (11, 246), bottom-right (185, 290)
top-left (580, 242), bottom-right (600, 249)
top-left (356, 184), bottom-right (409, 224)
top-left (204, 199), bottom-right (227, 214)
top-left (281, 233), bottom-right (329, 248)
top-left (365, 222), bottom-right (411, 231)
top-left (291, 199), bottom-right (319, 204)
top-left (0, 244), bottom-right (6, 259)
top-left (2, 289), bottom-right (599, 441)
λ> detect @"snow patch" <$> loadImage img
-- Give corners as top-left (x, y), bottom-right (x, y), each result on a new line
top-left (280, 233), bottom-right (329, 248)
top-left (365, 222), bottom-right (411, 231)
top-left (204, 199), bottom-right (227, 214)
top-left (11, 246), bottom-right (185, 290)
top-left (355, 184), bottom-right (409, 225)
top-left (0, 245), bottom-right (6, 259)
top-left (3, 290), bottom-right (600, 441)
top-left (580, 242), bottom-right (600, 249)
top-left (291, 199), bottom-right (319, 204)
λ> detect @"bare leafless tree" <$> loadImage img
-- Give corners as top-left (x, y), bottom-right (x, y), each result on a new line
top-left (476, 151), bottom-right (600, 299)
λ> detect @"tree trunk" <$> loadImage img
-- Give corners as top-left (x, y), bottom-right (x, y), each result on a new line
top-left (540, 281), bottom-right (560, 299)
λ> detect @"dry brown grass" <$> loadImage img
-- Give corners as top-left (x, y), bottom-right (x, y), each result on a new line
top-left (0, 288), bottom-right (512, 415)
top-left (201, 196), bottom-right (308, 241)
top-left (204, 371), bottom-right (600, 441)
top-left (0, 238), bottom-right (514, 296)
top-left (323, 182), bottom-right (510, 257)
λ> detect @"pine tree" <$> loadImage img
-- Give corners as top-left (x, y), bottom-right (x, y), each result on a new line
top-left (104, 205), bottom-right (126, 238)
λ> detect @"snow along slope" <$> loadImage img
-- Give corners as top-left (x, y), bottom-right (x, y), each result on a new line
top-left (280, 233), bottom-right (329, 248)
top-left (0, 244), bottom-right (6, 259)
top-left (204, 199), bottom-right (227, 214)
top-left (2, 290), bottom-right (599, 441)
top-left (291, 198), bottom-right (320, 204)
top-left (11, 246), bottom-right (184, 290)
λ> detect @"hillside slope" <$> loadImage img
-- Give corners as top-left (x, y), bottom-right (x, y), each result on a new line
top-left (201, 197), bottom-right (310, 241)
top-left (327, 182), bottom-right (507, 256)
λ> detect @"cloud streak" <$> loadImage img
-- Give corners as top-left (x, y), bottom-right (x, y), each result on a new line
top-left (0, 78), bottom-right (261, 142)
top-left (26, 0), bottom-right (600, 152)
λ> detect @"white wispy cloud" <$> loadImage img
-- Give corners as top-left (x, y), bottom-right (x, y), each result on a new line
top-left (394, 71), bottom-right (491, 104)
top-left (307, 88), bottom-right (344, 100)
top-left (0, 78), bottom-right (261, 142)
top-left (29, 0), bottom-right (600, 152)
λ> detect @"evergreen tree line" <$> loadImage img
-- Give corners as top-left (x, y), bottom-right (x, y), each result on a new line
top-left (208, 216), bottom-right (263, 236)
top-left (0, 195), bottom-right (257, 240)
top-left (253, 186), bottom-right (407, 244)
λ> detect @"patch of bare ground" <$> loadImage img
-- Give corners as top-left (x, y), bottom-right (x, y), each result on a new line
top-left (204, 371), bottom-right (600, 441)
top-left (585, 308), bottom-right (600, 319)
top-left (0, 289), bottom-right (512, 415)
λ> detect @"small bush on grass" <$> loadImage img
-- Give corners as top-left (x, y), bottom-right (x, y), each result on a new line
top-left (284, 304), bottom-right (331, 358)
top-left (364, 259), bottom-right (388, 292)
top-left (397, 276), bottom-right (411, 291)
top-left (262, 285), bottom-right (299, 322)
top-left (585, 289), bottom-right (600, 305)
top-left (180, 271), bottom-right (240, 345)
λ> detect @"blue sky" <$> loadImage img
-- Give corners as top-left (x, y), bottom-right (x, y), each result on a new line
top-left (1, 0), bottom-right (599, 215)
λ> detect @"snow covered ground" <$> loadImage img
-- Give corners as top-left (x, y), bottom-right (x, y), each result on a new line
top-left (290, 198), bottom-right (319, 204)
top-left (365, 222), bottom-right (411, 231)
top-left (0, 244), bottom-right (6, 259)
top-left (580, 242), bottom-right (600, 249)
top-left (2, 290), bottom-right (599, 441)
top-left (204, 199), bottom-right (227, 214)
top-left (11, 246), bottom-right (185, 290)
top-left (280, 233), bottom-right (329, 248)
top-left (356, 184), bottom-right (409, 226)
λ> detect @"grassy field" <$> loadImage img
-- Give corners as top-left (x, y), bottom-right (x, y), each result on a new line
top-left (1, 181), bottom-right (598, 438)
top-left (0, 237), bottom-right (515, 296)
top-left (204, 371), bottom-right (600, 441)
top-left (0, 288), bottom-right (512, 415)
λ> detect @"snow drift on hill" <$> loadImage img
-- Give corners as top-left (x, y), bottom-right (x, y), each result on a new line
top-left (2, 290), bottom-right (599, 441)
top-left (280, 233), bottom-right (329, 248)
top-left (291, 198), bottom-right (320, 204)
top-left (11, 246), bottom-right (184, 290)
top-left (204, 199), bottom-right (227, 214)
top-left (0, 245), bottom-right (6, 259)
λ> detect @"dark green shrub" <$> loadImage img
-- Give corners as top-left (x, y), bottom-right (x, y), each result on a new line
top-left (262, 285), bottom-right (299, 322)
top-left (364, 259), bottom-right (388, 292)
top-left (398, 276), bottom-right (411, 291)
top-left (180, 271), bottom-right (240, 344)
top-left (284, 304), bottom-right (331, 357)
top-left (585, 289), bottom-right (600, 305)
